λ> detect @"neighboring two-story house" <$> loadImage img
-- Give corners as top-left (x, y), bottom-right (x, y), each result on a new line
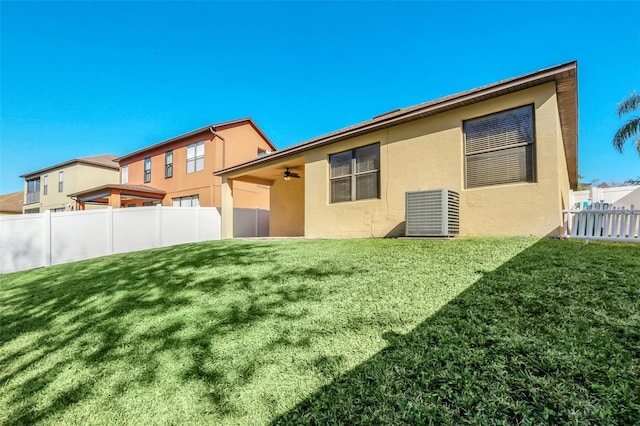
top-left (20, 155), bottom-right (120, 213)
top-left (70, 118), bottom-right (276, 209)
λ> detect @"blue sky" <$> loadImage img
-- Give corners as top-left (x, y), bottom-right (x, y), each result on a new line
top-left (1, 1), bottom-right (639, 193)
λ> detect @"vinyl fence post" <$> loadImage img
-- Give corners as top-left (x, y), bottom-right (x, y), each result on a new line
top-left (106, 207), bottom-right (113, 255)
top-left (43, 210), bottom-right (51, 267)
top-left (156, 205), bottom-right (162, 248)
top-left (255, 207), bottom-right (259, 238)
top-left (195, 206), bottom-right (201, 242)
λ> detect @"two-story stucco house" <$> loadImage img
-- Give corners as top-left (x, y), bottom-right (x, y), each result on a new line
top-left (215, 62), bottom-right (578, 239)
top-left (70, 118), bottom-right (276, 210)
top-left (20, 155), bottom-right (120, 213)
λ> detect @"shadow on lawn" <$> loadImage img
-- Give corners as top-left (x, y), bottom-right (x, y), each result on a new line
top-left (0, 240), bottom-right (348, 424)
top-left (272, 239), bottom-right (640, 425)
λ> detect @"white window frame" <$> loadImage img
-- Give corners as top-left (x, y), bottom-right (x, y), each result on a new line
top-left (144, 157), bottom-right (151, 183)
top-left (121, 165), bottom-right (129, 184)
top-left (172, 195), bottom-right (200, 207)
top-left (186, 141), bottom-right (205, 173)
top-left (58, 171), bottom-right (64, 193)
top-left (165, 151), bottom-right (173, 178)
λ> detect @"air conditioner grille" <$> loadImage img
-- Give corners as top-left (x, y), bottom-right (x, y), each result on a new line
top-left (405, 189), bottom-right (460, 237)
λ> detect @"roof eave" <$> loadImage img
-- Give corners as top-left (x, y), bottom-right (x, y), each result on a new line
top-left (116, 118), bottom-right (277, 163)
top-left (20, 157), bottom-right (119, 179)
top-left (216, 61), bottom-right (578, 178)
top-left (67, 184), bottom-right (166, 198)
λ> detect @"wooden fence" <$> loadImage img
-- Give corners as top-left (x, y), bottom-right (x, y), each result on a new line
top-left (562, 203), bottom-right (639, 243)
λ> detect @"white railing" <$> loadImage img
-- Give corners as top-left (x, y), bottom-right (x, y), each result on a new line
top-left (25, 191), bottom-right (40, 204)
top-left (562, 203), bottom-right (640, 243)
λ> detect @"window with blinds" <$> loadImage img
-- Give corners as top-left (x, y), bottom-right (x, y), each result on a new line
top-left (464, 104), bottom-right (535, 189)
top-left (330, 143), bottom-right (380, 203)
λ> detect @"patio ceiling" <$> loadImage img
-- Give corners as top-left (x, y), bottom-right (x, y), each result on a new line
top-left (225, 155), bottom-right (305, 186)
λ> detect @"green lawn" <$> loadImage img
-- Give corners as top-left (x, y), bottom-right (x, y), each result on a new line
top-left (1, 238), bottom-right (638, 425)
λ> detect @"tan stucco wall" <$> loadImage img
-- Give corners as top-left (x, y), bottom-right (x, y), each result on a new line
top-left (23, 163), bottom-right (119, 213)
top-left (272, 82), bottom-right (570, 238)
top-left (270, 176), bottom-right (305, 236)
top-left (556, 95), bottom-right (571, 214)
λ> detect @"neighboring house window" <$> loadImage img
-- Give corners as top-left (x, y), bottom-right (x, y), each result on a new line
top-left (186, 141), bottom-right (204, 173)
top-left (121, 165), bottom-right (128, 184)
top-left (26, 178), bottom-right (40, 204)
top-left (43, 175), bottom-right (48, 196)
top-left (165, 150), bottom-right (173, 178)
top-left (329, 143), bottom-right (380, 203)
top-left (464, 104), bottom-right (535, 189)
top-left (25, 207), bottom-right (40, 214)
top-left (172, 195), bottom-right (200, 207)
top-left (58, 171), bottom-right (64, 192)
top-left (144, 157), bottom-right (151, 183)
top-left (52, 207), bottom-right (65, 213)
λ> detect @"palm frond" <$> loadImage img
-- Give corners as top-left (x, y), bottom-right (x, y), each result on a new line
top-left (612, 116), bottom-right (640, 154)
top-left (617, 91), bottom-right (640, 117)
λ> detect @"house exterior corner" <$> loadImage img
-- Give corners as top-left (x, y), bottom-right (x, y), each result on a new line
top-left (298, 83), bottom-right (571, 238)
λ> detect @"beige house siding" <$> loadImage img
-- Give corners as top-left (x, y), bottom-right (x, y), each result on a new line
top-left (270, 174), bottom-right (305, 237)
top-left (23, 162), bottom-right (119, 213)
top-left (555, 94), bottom-right (572, 213)
top-left (277, 82), bottom-right (568, 238)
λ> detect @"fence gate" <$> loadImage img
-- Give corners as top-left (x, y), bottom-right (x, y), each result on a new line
top-left (562, 203), bottom-right (639, 243)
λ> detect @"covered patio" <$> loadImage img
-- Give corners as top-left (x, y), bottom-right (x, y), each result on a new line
top-left (68, 184), bottom-right (166, 210)
top-left (216, 155), bottom-right (305, 238)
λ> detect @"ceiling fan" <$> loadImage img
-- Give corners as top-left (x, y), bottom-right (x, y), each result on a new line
top-left (283, 168), bottom-right (301, 181)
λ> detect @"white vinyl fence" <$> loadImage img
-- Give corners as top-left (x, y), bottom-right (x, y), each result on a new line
top-left (234, 208), bottom-right (270, 238)
top-left (1, 206), bottom-right (271, 274)
top-left (570, 185), bottom-right (640, 208)
top-left (562, 203), bottom-right (640, 243)
top-left (1, 206), bottom-right (221, 274)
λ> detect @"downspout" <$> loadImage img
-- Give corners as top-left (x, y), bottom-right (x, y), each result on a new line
top-left (209, 127), bottom-right (226, 170)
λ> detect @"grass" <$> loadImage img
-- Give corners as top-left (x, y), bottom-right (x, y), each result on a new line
top-left (0, 237), bottom-right (638, 425)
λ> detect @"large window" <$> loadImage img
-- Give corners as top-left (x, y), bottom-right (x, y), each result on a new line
top-left (329, 143), bottom-right (380, 203)
top-left (58, 171), bottom-right (64, 192)
top-left (26, 178), bottom-right (40, 204)
top-left (464, 104), bottom-right (535, 189)
top-left (165, 150), bottom-right (173, 178)
top-left (144, 157), bottom-right (151, 183)
top-left (186, 141), bottom-right (204, 173)
top-left (121, 165), bottom-right (128, 184)
top-left (172, 195), bottom-right (200, 207)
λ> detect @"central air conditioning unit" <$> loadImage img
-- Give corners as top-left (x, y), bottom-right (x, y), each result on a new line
top-left (405, 188), bottom-right (460, 237)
